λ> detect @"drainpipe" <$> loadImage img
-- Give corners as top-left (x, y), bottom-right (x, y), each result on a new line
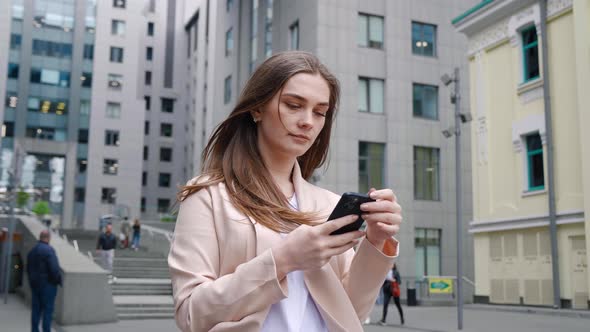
top-left (539, 0), bottom-right (561, 309)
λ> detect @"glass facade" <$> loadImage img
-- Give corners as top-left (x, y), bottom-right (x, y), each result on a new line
top-left (1, 0), bottom-right (96, 226)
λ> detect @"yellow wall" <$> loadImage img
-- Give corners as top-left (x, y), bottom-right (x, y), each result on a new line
top-left (471, 11), bottom-right (583, 222)
top-left (468, 6), bottom-right (589, 305)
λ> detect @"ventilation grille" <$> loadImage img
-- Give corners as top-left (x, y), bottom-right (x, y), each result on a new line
top-left (524, 279), bottom-right (540, 305)
top-left (505, 279), bottom-right (520, 304)
top-left (490, 279), bottom-right (504, 303)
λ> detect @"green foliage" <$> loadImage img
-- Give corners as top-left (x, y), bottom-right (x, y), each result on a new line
top-left (160, 215), bottom-right (176, 223)
top-left (16, 190), bottom-right (30, 208)
top-left (32, 201), bottom-right (51, 217)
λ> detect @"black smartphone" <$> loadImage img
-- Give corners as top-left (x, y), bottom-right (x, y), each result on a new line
top-left (328, 192), bottom-right (375, 235)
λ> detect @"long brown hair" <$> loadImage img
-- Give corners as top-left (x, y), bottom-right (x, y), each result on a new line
top-left (178, 51), bottom-right (340, 232)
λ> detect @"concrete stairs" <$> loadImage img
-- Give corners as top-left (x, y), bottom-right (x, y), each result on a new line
top-left (61, 229), bottom-right (175, 320)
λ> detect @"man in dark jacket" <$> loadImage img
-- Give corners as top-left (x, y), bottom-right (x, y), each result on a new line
top-left (96, 223), bottom-right (117, 274)
top-left (27, 230), bottom-right (62, 332)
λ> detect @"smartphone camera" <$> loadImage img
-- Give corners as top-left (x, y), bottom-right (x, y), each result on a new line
top-left (344, 197), bottom-right (359, 210)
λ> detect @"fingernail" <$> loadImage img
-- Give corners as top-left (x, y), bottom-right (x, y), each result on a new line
top-left (369, 192), bottom-right (377, 198)
top-left (360, 204), bottom-right (368, 209)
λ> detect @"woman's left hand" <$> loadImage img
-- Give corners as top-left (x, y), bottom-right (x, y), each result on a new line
top-left (361, 188), bottom-right (402, 250)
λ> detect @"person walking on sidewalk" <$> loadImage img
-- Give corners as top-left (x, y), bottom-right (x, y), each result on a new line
top-left (169, 51), bottom-right (403, 332)
top-left (96, 223), bottom-right (117, 275)
top-left (380, 263), bottom-right (404, 325)
top-left (131, 219), bottom-right (141, 251)
top-left (27, 230), bottom-right (62, 332)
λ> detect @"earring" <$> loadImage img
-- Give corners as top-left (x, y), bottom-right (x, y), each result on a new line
top-left (253, 118), bottom-right (259, 123)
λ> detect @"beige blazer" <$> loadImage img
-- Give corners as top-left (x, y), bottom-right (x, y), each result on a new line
top-left (168, 163), bottom-right (399, 332)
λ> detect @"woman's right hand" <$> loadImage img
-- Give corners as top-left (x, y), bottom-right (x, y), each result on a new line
top-left (272, 215), bottom-right (365, 280)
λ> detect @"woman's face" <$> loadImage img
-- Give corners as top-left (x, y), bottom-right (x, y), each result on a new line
top-left (254, 73), bottom-right (331, 159)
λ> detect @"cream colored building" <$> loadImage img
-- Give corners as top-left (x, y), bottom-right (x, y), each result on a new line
top-left (454, 0), bottom-right (589, 309)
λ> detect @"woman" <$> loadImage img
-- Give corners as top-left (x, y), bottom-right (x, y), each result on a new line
top-left (131, 219), bottom-right (141, 250)
top-left (380, 263), bottom-right (404, 325)
top-left (169, 51), bottom-right (402, 332)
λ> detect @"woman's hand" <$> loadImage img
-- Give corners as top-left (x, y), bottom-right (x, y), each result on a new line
top-left (361, 188), bottom-right (402, 251)
top-left (272, 215), bottom-right (365, 280)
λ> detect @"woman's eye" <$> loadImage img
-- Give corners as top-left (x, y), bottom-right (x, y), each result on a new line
top-left (286, 103), bottom-right (301, 109)
top-left (314, 111), bottom-right (327, 117)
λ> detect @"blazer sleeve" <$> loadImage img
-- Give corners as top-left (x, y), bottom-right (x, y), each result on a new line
top-left (337, 237), bottom-right (399, 321)
top-left (168, 187), bottom-right (288, 332)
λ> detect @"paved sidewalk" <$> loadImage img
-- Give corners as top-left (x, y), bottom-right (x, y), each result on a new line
top-left (364, 304), bottom-right (590, 332)
top-left (3, 293), bottom-right (589, 332)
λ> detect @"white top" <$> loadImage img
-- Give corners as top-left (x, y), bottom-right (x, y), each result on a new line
top-left (261, 194), bottom-right (328, 332)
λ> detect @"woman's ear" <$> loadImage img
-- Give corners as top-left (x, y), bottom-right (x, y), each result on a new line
top-left (251, 110), bottom-right (262, 123)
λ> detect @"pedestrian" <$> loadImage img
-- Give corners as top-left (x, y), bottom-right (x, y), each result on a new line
top-left (27, 230), bottom-right (62, 332)
top-left (96, 222), bottom-right (117, 275)
top-left (120, 219), bottom-right (131, 249)
top-left (131, 219), bottom-right (141, 251)
top-left (169, 51), bottom-right (403, 332)
top-left (379, 263), bottom-right (404, 326)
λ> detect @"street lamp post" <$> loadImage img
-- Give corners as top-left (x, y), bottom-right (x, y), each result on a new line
top-left (441, 67), bottom-right (471, 330)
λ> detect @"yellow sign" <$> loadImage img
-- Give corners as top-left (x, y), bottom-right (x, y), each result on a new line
top-left (429, 278), bottom-right (453, 294)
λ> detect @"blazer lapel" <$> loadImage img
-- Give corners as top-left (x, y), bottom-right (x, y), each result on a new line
top-left (292, 163), bottom-right (363, 331)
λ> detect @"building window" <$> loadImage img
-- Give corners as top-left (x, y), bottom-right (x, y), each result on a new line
top-left (160, 147), bottom-right (172, 162)
top-left (145, 71), bottom-right (152, 86)
top-left (250, 0), bottom-right (259, 72)
top-left (81, 72), bottom-right (92, 87)
top-left (103, 159), bottom-right (118, 175)
top-left (32, 40), bottom-right (73, 58)
top-left (26, 130), bottom-right (61, 141)
top-left (522, 26), bottom-right (540, 82)
top-left (111, 20), bottom-right (125, 36)
top-left (75, 188), bottom-right (85, 203)
top-left (144, 121), bottom-right (150, 135)
top-left (77, 129), bottom-right (88, 143)
top-left (224, 76), bottom-right (232, 104)
top-left (110, 47), bottom-right (124, 63)
top-left (8, 63), bottom-right (19, 79)
top-left (289, 21), bottom-right (299, 50)
top-left (414, 146), bottom-right (440, 200)
top-left (415, 228), bottom-right (441, 277)
top-left (160, 123), bottom-right (173, 137)
top-left (141, 197), bottom-right (146, 212)
top-left (526, 133), bottom-right (544, 191)
top-left (27, 97), bottom-right (68, 114)
top-left (2, 122), bottom-right (14, 138)
top-left (358, 13), bottom-right (384, 49)
top-left (146, 46), bottom-right (153, 61)
top-left (101, 187), bottom-right (117, 204)
top-left (105, 130), bottom-right (120, 146)
top-left (358, 77), bottom-right (384, 113)
top-left (158, 199), bottom-right (170, 213)
top-left (30, 68), bottom-right (70, 87)
top-left (113, 0), bottom-right (125, 8)
top-left (227, 0), bottom-right (233, 11)
top-left (143, 146), bottom-right (149, 160)
top-left (142, 172), bottom-right (147, 186)
top-left (264, 0), bottom-right (273, 57)
top-left (145, 96), bottom-right (151, 110)
top-left (226, 28), bottom-right (234, 56)
top-left (107, 73), bottom-right (122, 89)
top-left (358, 142), bottom-right (385, 193)
top-left (413, 83), bottom-right (438, 120)
top-left (147, 22), bottom-right (154, 36)
top-left (161, 98), bottom-right (174, 113)
top-left (159, 173), bottom-right (171, 187)
top-left (5, 92), bottom-right (18, 109)
top-left (83, 44), bottom-right (94, 59)
top-left (80, 100), bottom-right (91, 115)
top-left (78, 159), bottom-right (87, 173)
top-left (412, 22), bottom-right (436, 57)
top-left (10, 34), bottom-right (21, 49)
top-left (106, 102), bottom-right (121, 118)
